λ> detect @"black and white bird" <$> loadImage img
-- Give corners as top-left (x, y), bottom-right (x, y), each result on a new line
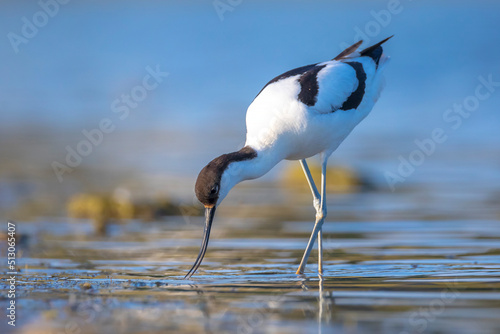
top-left (185, 37), bottom-right (393, 279)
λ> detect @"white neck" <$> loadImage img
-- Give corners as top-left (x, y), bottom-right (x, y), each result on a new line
top-left (217, 146), bottom-right (282, 204)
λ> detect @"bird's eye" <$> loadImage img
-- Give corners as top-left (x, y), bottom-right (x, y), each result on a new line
top-left (210, 184), bottom-right (219, 195)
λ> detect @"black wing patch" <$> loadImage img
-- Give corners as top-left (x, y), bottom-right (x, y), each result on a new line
top-left (297, 64), bottom-right (327, 106)
top-left (338, 62), bottom-right (367, 111)
top-left (255, 63), bottom-right (318, 99)
top-left (255, 63), bottom-right (328, 107)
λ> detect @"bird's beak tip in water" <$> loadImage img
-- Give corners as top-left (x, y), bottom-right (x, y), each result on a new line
top-left (184, 206), bottom-right (216, 279)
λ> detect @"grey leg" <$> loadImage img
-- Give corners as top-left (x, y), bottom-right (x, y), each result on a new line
top-left (296, 158), bottom-right (328, 275)
top-left (300, 159), bottom-right (321, 200)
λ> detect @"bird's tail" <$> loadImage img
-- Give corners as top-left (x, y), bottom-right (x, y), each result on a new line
top-left (359, 35), bottom-right (394, 66)
top-left (333, 36), bottom-right (394, 65)
top-left (333, 40), bottom-right (363, 60)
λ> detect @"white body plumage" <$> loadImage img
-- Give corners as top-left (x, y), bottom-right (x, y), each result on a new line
top-left (246, 56), bottom-right (389, 161)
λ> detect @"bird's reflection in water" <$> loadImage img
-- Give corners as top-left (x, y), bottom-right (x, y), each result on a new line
top-left (318, 275), bottom-right (333, 334)
top-left (189, 275), bottom-right (336, 334)
top-left (300, 274), bottom-right (335, 334)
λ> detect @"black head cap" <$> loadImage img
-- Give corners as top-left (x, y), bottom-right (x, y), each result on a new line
top-left (195, 146), bottom-right (257, 207)
top-left (195, 163), bottom-right (221, 207)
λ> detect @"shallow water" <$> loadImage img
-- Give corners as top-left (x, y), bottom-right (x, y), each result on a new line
top-left (3, 205), bottom-right (500, 334)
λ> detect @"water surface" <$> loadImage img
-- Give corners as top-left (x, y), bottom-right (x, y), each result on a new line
top-left (3, 208), bottom-right (500, 333)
